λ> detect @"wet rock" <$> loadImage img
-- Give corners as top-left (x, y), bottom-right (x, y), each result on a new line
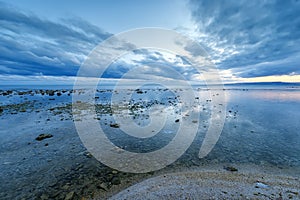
top-left (98, 183), bottom-right (108, 191)
top-left (110, 123), bottom-right (120, 128)
top-left (111, 176), bottom-right (121, 185)
top-left (286, 190), bottom-right (299, 195)
top-left (64, 191), bottom-right (75, 200)
top-left (20, 108), bottom-right (27, 112)
top-left (40, 194), bottom-right (49, 200)
top-left (85, 152), bottom-right (93, 158)
top-left (136, 89), bottom-right (143, 94)
top-left (46, 90), bottom-right (55, 96)
top-left (35, 134), bottom-right (53, 141)
top-left (224, 166), bottom-right (238, 172)
top-left (18, 91), bottom-right (26, 95)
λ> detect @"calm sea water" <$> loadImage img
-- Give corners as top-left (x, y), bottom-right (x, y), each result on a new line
top-left (1, 84), bottom-right (300, 168)
top-left (1, 83), bottom-right (300, 199)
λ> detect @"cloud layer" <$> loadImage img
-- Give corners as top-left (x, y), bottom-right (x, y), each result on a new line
top-left (0, 2), bottom-right (111, 77)
top-left (189, 0), bottom-right (300, 78)
top-left (1, 1), bottom-right (300, 84)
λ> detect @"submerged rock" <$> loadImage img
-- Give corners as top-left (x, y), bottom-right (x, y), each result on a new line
top-left (224, 166), bottom-right (238, 172)
top-left (35, 134), bottom-right (53, 141)
top-left (64, 191), bottom-right (75, 200)
top-left (111, 176), bottom-right (121, 185)
top-left (255, 182), bottom-right (270, 189)
top-left (110, 123), bottom-right (120, 128)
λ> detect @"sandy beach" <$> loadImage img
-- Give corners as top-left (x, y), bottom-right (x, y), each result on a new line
top-left (109, 164), bottom-right (300, 200)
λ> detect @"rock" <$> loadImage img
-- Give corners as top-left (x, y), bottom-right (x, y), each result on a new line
top-left (111, 176), bottom-right (121, 185)
top-left (255, 182), bottom-right (269, 189)
top-left (35, 134), bottom-right (53, 141)
top-left (64, 191), bottom-right (75, 200)
top-left (224, 166), bottom-right (238, 172)
top-left (62, 184), bottom-right (70, 190)
top-left (98, 183), bottom-right (108, 191)
top-left (175, 119), bottom-right (180, 123)
top-left (46, 90), bottom-right (55, 96)
top-left (110, 123), bottom-right (120, 128)
top-left (0, 107), bottom-right (3, 113)
top-left (287, 190), bottom-right (299, 195)
top-left (85, 152), bottom-right (93, 158)
top-left (136, 89), bottom-right (143, 94)
top-left (40, 194), bottom-right (49, 200)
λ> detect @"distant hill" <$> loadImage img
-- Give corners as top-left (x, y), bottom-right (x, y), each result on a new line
top-left (225, 82), bottom-right (300, 86)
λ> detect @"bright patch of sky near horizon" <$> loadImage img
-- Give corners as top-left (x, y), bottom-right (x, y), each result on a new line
top-left (0, 0), bottom-right (300, 84)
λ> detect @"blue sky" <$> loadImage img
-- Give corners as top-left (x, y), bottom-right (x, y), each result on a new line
top-left (0, 0), bottom-right (300, 84)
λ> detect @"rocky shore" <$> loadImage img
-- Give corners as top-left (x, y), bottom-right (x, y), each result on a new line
top-left (1, 88), bottom-right (300, 199)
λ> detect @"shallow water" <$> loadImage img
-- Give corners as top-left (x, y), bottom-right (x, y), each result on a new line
top-left (0, 85), bottom-right (300, 199)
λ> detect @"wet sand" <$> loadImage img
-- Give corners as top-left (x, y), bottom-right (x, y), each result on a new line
top-left (109, 164), bottom-right (300, 200)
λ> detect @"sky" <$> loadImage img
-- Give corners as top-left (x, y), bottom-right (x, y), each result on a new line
top-left (0, 0), bottom-right (300, 85)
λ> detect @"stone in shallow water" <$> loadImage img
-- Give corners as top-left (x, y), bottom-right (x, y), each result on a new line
top-left (223, 166), bottom-right (238, 172)
top-left (111, 176), bottom-right (121, 185)
top-left (35, 134), bottom-right (53, 141)
top-left (255, 182), bottom-right (270, 189)
top-left (110, 123), bottom-right (120, 128)
top-left (64, 191), bottom-right (75, 200)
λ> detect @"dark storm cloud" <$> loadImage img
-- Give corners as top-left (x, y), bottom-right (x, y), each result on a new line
top-left (189, 0), bottom-right (300, 77)
top-left (0, 2), bottom-right (111, 76)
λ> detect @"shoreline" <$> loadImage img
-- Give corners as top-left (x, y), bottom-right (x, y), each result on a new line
top-left (108, 163), bottom-right (300, 200)
top-left (1, 88), bottom-right (300, 199)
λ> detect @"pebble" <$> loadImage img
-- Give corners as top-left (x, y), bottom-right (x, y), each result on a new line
top-left (99, 183), bottom-right (108, 191)
top-left (111, 176), bottom-right (121, 185)
top-left (64, 191), bottom-right (75, 200)
top-left (40, 194), bottom-right (49, 200)
top-left (255, 182), bottom-right (269, 189)
top-left (224, 166), bottom-right (238, 172)
top-left (110, 123), bottom-right (120, 128)
top-left (35, 134), bottom-right (53, 141)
